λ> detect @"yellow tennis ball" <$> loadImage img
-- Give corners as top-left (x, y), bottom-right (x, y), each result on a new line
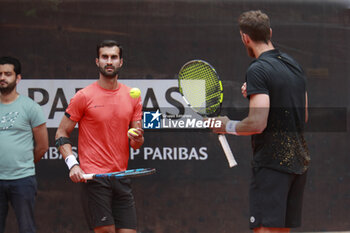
top-left (130, 88), bottom-right (141, 98)
top-left (128, 128), bottom-right (139, 136)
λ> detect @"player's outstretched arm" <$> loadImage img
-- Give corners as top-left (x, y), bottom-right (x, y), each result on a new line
top-left (237, 94), bottom-right (269, 135)
top-left (208, 94), bottom-right (269, 136)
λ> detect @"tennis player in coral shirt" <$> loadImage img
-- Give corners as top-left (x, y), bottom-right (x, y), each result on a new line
top-left (55, 40), bottom-right (144, 233)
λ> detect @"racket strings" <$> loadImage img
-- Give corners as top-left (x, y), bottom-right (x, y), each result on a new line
top-left (179, 61), bottom-right (222, 115)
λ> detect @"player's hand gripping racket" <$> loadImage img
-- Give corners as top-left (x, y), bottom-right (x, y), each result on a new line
top-left (178, 60), bottom-right (237, 167)
top-left (82, 168), bottom-right (156, 180)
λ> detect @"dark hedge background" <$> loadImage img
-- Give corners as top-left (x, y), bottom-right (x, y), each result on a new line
top-left (1, 0), bottom-right (349, 232)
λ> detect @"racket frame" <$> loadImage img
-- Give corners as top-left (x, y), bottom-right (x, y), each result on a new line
top-left (178, 59), bottom-right (237, 167)
top-left (178, 59), bottom-right (224, 117)
top-left (82, 168), bottom-right (156, 180)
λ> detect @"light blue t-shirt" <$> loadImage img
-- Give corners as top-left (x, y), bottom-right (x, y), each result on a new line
top-left (0, 95), bottom-right (46, 180)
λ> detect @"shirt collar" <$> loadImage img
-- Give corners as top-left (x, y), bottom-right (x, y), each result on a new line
top-left (258, 49), bottom-right (281, 59)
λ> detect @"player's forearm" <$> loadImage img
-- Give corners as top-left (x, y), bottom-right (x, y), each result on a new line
top-left (235, 116), bottom-right (267, 135)
top-left (233, 94), bottom-right (269, 135)
top-left (57, 143), bottom-right (81, 171)
top-left (58, 144), bottom-right (74, 160)
top-left (55, 128), bottom-right (80, 170)
top-left (55, 127), bottom-right (74, 159)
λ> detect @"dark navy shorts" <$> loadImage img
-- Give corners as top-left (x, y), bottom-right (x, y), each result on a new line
top-left (81, 178), bottom-right (137, 230)
top-left (0, 175), bottom-right (37, 233)
top-left (249, 167), bottom-right (307, 229)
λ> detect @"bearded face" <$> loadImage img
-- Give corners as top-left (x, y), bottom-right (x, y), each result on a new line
top-left (0, 64), bottom-right (18, 95)
top-left (0, 78), bottom-right (17, 94)
top-left (96, 46), bottom-right (123, 79)
top-left (240, 31), bottom-right (256, 58)
top-left (98, 64), bottom-right (121, 78)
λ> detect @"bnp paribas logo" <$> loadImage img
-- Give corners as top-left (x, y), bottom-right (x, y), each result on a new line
top-left (143, 110), bottom-right (162, 129)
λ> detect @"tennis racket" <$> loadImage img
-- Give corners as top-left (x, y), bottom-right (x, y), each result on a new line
top-left (178, 60), bottom-right (237, 167)
top-left (82, 168), bottom-right (156, 180)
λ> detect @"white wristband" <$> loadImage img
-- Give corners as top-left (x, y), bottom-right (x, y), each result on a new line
top-left (226, 120), bottom-right (240, 135)
top-left (65, 154), bottom-right (79, 170)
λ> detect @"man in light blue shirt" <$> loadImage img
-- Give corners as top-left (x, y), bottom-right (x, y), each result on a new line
top-left (0, 56), bottom-right (48, 233)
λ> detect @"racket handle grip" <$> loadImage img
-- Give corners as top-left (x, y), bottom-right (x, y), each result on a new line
top-left (218, 134), bottom-right (238, 167)
top-left (82, 174), bottom-right (94, 180)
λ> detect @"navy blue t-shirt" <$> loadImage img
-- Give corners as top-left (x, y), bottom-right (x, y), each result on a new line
top-left (246, 49), bottom-right (310, 174)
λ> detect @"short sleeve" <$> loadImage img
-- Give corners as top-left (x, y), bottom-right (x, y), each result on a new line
top-left (246, 62), bottom-right (269, 98)
top-left (65, 90), bottom-right (87, 122)
top-left (30, 102), bottom-right (46, 128)
top-left (132, 97), bottom-right (142, 122)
